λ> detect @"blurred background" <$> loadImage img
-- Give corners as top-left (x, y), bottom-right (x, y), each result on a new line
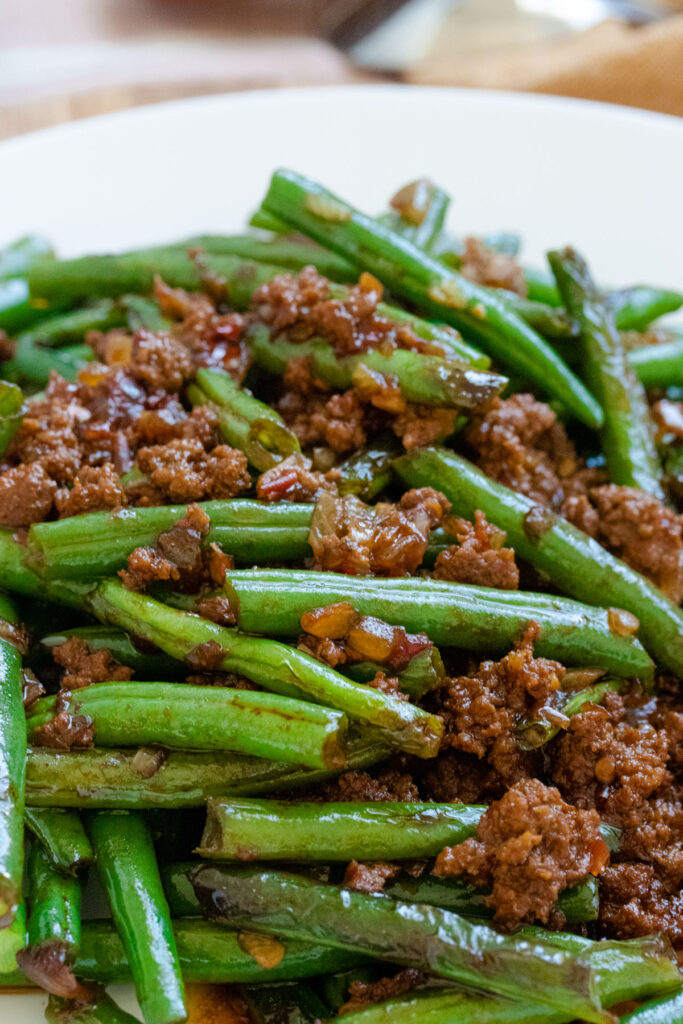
top-left (1, 0), bottom-right (682, 140)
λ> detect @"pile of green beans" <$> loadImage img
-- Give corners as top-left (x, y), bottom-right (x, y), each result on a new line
top-left (0, 180), bottom-right (681, 1024)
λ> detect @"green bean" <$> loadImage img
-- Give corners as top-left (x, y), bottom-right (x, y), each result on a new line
top-left (524, 266), bottom-right (562, 306)
top-left (249, 209), bottom-right (291, 233)
top-left (333, 933), bottom-right (681, 1024)
top-left (0, 235), bottom-right (53, 281)
top-left (198, 800), bottom-right (484, 862)
top-left (2, 301), bottom-right (126, 385)
top-left (25, 736), bottom-right (386, 809)
top-left (120, 293), bottom-right (171, 332)
top-left (0, 278), bottom-right (56, 334)
top-left (28, 251), bottom-right (281, 308)
top-left (344, 646), bottom-right (446, 700)
top-left (516, 678), bottom-right (625, 750)
top-left (15, 842), bottom-right (85, 997)
top-left (46, 992), bottom-right (141, 1024)
top-left (160, 861), bottom-right (200, 917)
top-left (223, 569), bottom-right (654, 680)
top-left (88, 811), bottom-right (185, 1024)
top-left (243, 980), bottom-right (330, 1024)
top-left (621, 989), bottom-right (683, 1023)
top-left (29, 683), bottom-right (349, 771)
top-left (24, 808), bottom-right (93, 875)
top-left (0, 380), bottom-right (25, 455)
top-left (39, 626), bottom-right (184, 678)
top-left (0, 593), bottom-right (18, 624)
top-left (259, 170), bottom-right (603, 428)
top-left (524, 270), bottom-right (683, 331)
top-left (373, 304), bottom-right (487, 367)
top-left (610, 285), bottom-right (683, 332)
top-left (0, 918), bottom-right (371, 986)
top-left (83, 918), bottom-right (369, 985)
top-left (186, 234), bottom-right (357, 282)
top-left (663, 443), bottom-right (683, 501)
top-left (549, 248), bottom-right (663, 498)
top-left (190, 864), bottom-right (607, 1022)
top-left (0, 904), bottom-right (25, 973)
top-left (0, 617), bottom-right (26, 931)
top-left (247, 322), bottom-right (505, 409)
top-left (553, 332), bottom-right (683, 389)
top-left (12, 301), bottom-right (122, 350)
top-left (628, 335), bottom-right (683, 388)
top-left (4, 342), bottom-right (93, 386)
top-left (188, 366), bottom-right (301, 470)
top-left (336, 437), bottom-right (401, 500)
top-left (27, 499), bottom-right (313, 580)
top-left (0, 529), bottom-right (90, 608)
top-left (395, 447), bottom-right (683, 676)
top-left (163, 859), bottom-right (601, 925)
top-left (85, 580), bottom-right (443, 758)
top-left (502, 294), bottom-right (579, 339)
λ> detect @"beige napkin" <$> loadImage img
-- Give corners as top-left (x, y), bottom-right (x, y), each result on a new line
top-left (410, 16), bottom-right (683, 118)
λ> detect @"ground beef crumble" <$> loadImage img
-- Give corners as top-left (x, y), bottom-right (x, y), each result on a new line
top-left (55, 463), bottom-right (125, 518)
top-left (460, 236), bottom-right (527, 296)
top-left (135, 438), bottom-right (251, 504)
top-left (31, 710), bottom-right (94, 751)
top-left (322, 768), bottom-right (420, 804)
top-left (550, 693), bottom-right (683, 944)
top-left (343, 860), bottom-right (402, 893)
top-left (550, 696), bottom-right (671, 821)
top-left (564, 484), bottom-right (683, 602)
top-left (90, 328), bottom-right (194, 391)
top-left (0, 462), bottom-right (57, 526)
top-left (435, 624), bottom-right (563, 789)
top-left (434, 510), bottom-right (519, 590)
top-left (52, 636), bottom-right (133, 690)
top-left (467, 394), bottom-right (601, 511)
top-left (119, 504), bottom-right (230, 592)
top-left (252, 265), bottom-right (429, 357)
top-left (392, 404), bottom-right (460, 450)
top-left (600, 862), bottom-right (683, 943)
top-left (278, 370), bottom-right (371, 455)
top-left (154, 276), bottom-right (250, 380)
top-left (309, 488), bottom-right (450, 576)
top-left (435, 778), bottom-right (604, 929)
top-left (339, 969), bottom-right (427, 1016)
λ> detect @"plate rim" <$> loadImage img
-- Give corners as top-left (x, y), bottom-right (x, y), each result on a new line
top-left (0, 82), bottom-right (681, 163)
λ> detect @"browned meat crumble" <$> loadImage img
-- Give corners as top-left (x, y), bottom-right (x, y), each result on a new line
top-left (460, 236), bottom-right (527, 296)
top-left (434, 778), bottom-right (605, 929)
top-left (120, 503), bottom-right (231, 592)
top-left (434, 623), bottom-right (562, 790)
top-left (564, 484), bottom-right (683, 601)
top-left (52, 636), bottom-right (133, 691)
top-left (32, 710), bottom-right (94, 751)
top-left (467, 394), bottom-right (601, 510)
top-left (339, 968), bottom-right (427, 1016)
top-left (252, 265), bottom-right (432, 357)
top-left (322, 768), bottom-right (420, 804)
top-left (433, 510), bottom-right (519, 589)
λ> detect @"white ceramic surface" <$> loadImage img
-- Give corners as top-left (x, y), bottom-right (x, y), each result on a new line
top-left (0, 85), bottom-right (681, 1022)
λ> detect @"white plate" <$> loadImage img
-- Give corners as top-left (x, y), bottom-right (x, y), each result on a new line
top-left (0, 85), bottom-right (681, 1022)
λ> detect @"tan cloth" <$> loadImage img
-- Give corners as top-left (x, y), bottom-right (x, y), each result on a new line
top-left (411, 16), bottom-right (683, 118)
